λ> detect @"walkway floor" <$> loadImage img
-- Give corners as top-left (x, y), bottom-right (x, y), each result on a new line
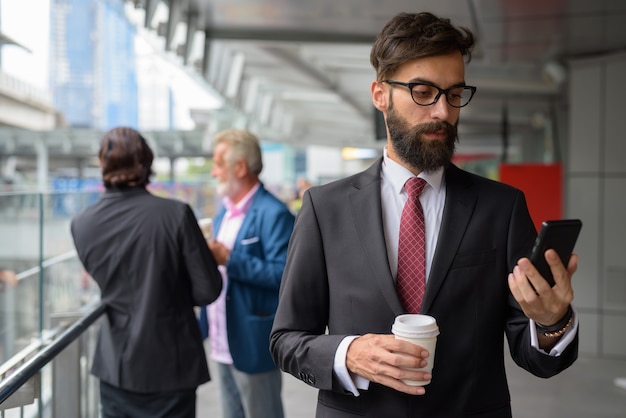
top-left (197, 346), bottom-right (626, 417)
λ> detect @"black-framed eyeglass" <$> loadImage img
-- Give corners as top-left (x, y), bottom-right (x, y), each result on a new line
top-left (384, 80), bottom-right (477, 108)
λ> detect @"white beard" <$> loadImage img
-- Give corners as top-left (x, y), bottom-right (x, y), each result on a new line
top-left (216, 174), bottom-right (243, 199)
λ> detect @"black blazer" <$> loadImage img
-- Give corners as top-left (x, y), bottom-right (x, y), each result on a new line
top-left (71, 187), bottom-right (222, 393)
top-left (270, 161), bottom-right (578, 417)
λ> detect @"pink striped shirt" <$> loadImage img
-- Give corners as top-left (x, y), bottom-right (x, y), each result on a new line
top-left (207, 183), bottom-right (260, 364)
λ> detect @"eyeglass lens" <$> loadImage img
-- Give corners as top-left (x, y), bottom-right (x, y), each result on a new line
top-left (411, 84), bottom-right (473, 107)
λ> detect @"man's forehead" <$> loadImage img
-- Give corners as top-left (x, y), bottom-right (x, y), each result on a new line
top-left (394, 53), bottom-right (465, 79)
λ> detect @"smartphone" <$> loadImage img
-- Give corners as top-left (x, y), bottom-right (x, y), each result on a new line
top-left (528, 219), bottom-right (582, 287)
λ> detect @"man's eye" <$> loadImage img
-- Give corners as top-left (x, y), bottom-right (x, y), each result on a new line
top-left (412, 87), bottom-right (434, 97)
top-left (448, 88), bottom-right (466, 99)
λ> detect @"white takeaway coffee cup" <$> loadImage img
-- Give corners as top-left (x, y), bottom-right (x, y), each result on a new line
top-left (392, 314), bottom-right (440, 386)
top-left (198, 218), bottom-right (213, 239)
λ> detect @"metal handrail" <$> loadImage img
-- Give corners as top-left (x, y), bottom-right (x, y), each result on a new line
top-left (0, 326), bottom-right (64, 377)
top-left (0, 301), bottom-right (106, 405)
top-left (15, 250), bottom-right (78, 281)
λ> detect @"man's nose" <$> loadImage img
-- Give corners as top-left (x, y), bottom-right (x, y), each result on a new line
top-left (429, 94), bottom-right (451, 120)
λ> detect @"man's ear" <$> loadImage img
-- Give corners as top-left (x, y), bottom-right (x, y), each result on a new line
top-left (371, 80), bottom-right (388, 112)
top-left (233, 159), bottom-right (248, 178)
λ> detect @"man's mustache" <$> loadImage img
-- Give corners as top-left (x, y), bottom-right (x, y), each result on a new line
top-left (412, 121), bottom-right (456, 136)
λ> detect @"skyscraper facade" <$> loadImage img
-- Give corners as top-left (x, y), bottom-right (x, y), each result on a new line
top-left (50, 0), bottom-right (137, 129)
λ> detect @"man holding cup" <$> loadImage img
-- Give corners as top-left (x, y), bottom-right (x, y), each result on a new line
top-left (270, 11), bottom-right (579, 417)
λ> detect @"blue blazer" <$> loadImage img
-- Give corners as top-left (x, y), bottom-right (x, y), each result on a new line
top-left (201, 183), bottom-right (295, 374)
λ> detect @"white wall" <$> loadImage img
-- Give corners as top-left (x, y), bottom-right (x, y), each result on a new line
top-left (568, 51), bottom-right (626, 358)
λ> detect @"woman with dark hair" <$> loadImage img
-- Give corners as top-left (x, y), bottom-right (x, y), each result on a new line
top-left (71, 127), bottom-right (222, 418)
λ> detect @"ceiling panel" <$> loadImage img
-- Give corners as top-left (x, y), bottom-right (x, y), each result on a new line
top-left (127, 0), bottom-right (626, 155)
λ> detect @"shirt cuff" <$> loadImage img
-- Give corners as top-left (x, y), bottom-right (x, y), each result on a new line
top-left (530, 310), bottom-right (579, 356)
top-left (333, 336), bottom-right (370, 396)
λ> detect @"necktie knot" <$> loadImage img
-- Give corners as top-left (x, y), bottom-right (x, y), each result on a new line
top-left (405, 177), bottom-right (426, 199)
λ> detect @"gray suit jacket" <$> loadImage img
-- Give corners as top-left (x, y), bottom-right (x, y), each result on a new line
top-left (71, 187), bottom-right (222, 393)
top-left (270, 160), bottom-right (578, 417)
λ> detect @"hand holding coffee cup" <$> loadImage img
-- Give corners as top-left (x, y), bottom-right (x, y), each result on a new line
top-left (392, 314), bottom-right (439, 386)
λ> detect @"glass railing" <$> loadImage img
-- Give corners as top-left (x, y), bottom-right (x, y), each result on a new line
top-left (0, 181), bottom-right (218, 416)
top-left (1, 181), bottom-right (218, 360)
top-left (1, 191), bottom-right (89, 365)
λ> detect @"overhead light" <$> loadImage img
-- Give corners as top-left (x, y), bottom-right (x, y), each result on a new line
top-left (342, 147), bottom-right (379, 160)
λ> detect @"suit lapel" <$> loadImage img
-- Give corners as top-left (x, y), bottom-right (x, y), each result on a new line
top-left (233, 186), bottom-right (264, 248)
top-left (348, 160), bottom-right (405, 314)
top-left (422, 165), bottom-right (477, 312)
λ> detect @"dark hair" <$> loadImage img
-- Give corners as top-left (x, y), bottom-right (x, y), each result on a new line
top-left (370, 12), bottom-right (475, 81)
top-left (99, 127), bottom-right (154, 188)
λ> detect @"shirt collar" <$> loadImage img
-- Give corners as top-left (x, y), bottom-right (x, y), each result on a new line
top-left (382, 146), bottom-right (444, 195)
top-left (223, 182), bottom-right (261, 217)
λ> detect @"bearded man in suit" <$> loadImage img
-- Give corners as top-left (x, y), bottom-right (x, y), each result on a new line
top-left (270, 12), bottom-right (579, 418)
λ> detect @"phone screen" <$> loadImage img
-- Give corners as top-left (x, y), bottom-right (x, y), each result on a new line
top-left (528, 219), bottom-right (582, 287)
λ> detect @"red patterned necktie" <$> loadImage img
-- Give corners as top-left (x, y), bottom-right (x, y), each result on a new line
top-left (397, 177), bottom-right (427, 313)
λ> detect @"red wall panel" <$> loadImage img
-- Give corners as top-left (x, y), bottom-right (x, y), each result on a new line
top-left (499, 163), bottom-right (562, 232)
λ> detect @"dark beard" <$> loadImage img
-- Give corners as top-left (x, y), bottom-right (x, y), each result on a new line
top-left (386, 102), bottom-right (458, 173)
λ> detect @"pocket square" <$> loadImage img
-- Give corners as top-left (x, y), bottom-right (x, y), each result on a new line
top-left (241, 236), bottom-right (260, 245)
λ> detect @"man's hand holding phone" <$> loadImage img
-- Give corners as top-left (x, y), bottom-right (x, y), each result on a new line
top-left (508, 219), bottom-right (582, 346)
top-left (528, 219), bottom-right (582, 287)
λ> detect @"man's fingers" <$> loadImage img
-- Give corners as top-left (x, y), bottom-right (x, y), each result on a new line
top-left (346, 334), bottom-right (432, 394)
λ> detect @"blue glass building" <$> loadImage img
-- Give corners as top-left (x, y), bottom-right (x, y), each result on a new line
top-left (50, 0), bottom-right (138, 129)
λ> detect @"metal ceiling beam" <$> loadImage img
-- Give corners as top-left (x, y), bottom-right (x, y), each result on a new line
top-left (204, 28), bottom-right (374, 44)
top-left (0, 32), bottom-right (31, 52)
top-left (201, 30), bottom-right (212, 80)
top-left (143, 0), bottom-right (159, 29)
top-left (182, 10), bottom-right (198, 65)
top-left (164, 0), bottom-right (182, 51)
top-left (0, 128), bottom-right (210, 159)
top-left (261, 46), bottom-right (370, 119)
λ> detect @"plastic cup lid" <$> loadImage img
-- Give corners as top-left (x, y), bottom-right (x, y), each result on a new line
top-left (392, 314), bottom-right (439, 337)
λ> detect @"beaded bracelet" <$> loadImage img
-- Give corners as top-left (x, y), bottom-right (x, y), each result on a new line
top-left (536, 305), bottom-right (574, 337)
top-left (540, 316), bottom-right (573, 338)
